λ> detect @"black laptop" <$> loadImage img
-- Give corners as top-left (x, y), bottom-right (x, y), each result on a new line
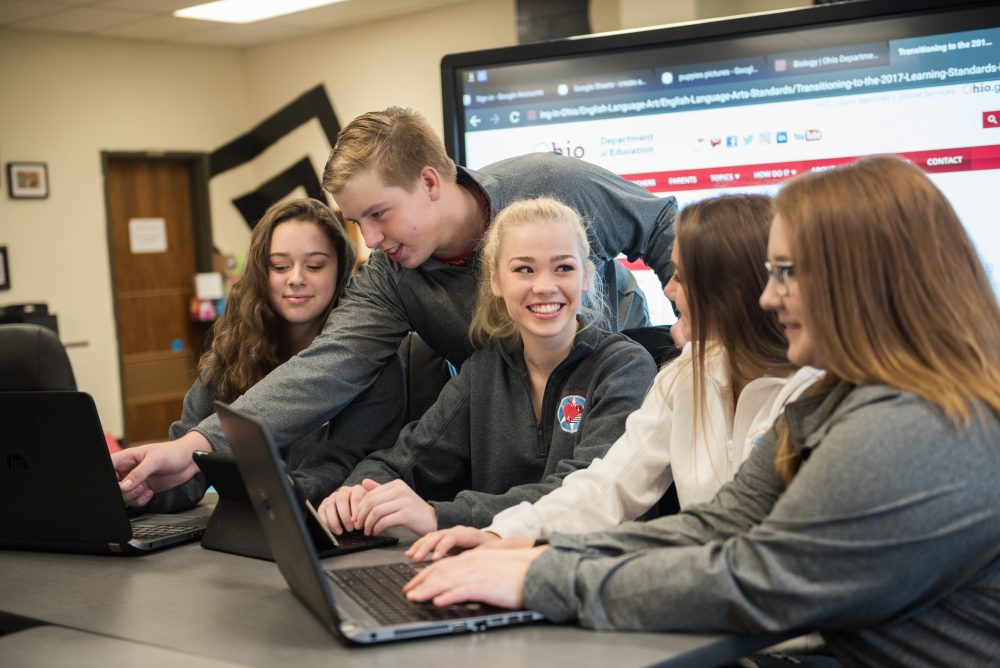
top-left (193, 449), bottom-right (396, 560)
top-left (217, 400), bottom-right (545, 644)
top-left (0, 391), bottom-right (208, 555)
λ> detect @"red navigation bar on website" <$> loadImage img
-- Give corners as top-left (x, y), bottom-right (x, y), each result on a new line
top-left (622, 144), bottom-right (1000, 193)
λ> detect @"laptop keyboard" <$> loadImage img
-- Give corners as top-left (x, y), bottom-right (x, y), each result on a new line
top-left (326, 562), bottom-right (487, 626)
top-left (333, 532), bottom-right (387, 549)
top-left (131, 524), bottom-right (203, 540)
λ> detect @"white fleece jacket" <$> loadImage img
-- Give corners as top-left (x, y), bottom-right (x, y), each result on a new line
top-left (486, 345), bottom-right (822, 540)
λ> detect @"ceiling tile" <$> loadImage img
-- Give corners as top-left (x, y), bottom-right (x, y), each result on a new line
top-left (0, 0), bottom-right (69, 26)
top-left (93, 0), bottom-right (195, 10)
top-left (1, 0), bottom-right (477, 47)
top-left (36, 0), bottom-right (102, 5)
top-left (94, 15), bottom-right (214, 41)
top-left (272, 0), bottom-right (464, 28)
top-left (172, 22), bottom-right (302, 47)
top-left (14, 6), bottom-right (146, 33)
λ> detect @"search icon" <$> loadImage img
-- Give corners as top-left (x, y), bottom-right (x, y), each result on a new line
top-left (984, 111), bottom-right (1000, 128)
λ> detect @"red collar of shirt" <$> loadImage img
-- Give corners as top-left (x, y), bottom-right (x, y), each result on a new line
top-left (438, 177), bottom-right (491, 267)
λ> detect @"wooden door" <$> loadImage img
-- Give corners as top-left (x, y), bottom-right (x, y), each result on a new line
top-left (105, 157), bottom-right (208, 444)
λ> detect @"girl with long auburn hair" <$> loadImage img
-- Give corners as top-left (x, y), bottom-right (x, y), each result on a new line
top-left (770, 156), bottom-right (1000, 481)
top-left (404, 157), bottom-right (1000, 666)
top-left (207, 198), bottom-right (355, 400)
top-left (117, 198), bottom-right (405, 511)
top-left (407, 194), bottom-right (822, 560)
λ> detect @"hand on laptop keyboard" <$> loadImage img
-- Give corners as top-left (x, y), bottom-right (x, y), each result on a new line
top-left (112, 433), bottom-right (207, 507)
top-left (406, 525), bottom-right (511, 562)
top-left (403, 544), bottom-right (550, 609)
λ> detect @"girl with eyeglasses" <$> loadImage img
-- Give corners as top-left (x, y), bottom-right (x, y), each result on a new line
top-left (404, 156), bottom-right (1000, 666)
top-left (407, 194), bottom-right (822, 561)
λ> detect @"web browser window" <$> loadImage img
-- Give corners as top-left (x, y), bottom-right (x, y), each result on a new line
top-left (450, 9), bottom-right (1000, 323)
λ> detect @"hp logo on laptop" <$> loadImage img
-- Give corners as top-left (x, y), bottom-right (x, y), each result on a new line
top-left (6, 452), bottom-right (29, 473)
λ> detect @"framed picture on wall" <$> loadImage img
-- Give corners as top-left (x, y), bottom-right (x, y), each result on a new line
top-left (7, 162), bottom-right (49, 199)
top-left (0, 246), bottom-right (9, 290)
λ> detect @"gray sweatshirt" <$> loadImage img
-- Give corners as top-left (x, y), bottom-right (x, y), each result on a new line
top-left (141, 354), bottom-right (406, 511)
top-left (188, 152), bottom-right (677, 451)
top-left (344, 325), bottom-right (657, 529)
top-left (524, 383), bottom-right (1000, 667)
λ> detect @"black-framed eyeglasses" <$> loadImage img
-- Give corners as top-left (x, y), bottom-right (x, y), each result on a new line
top-left (764, 261), bottom-right (795, 296)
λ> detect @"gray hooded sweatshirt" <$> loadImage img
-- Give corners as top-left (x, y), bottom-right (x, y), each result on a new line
top-left (525, 383), bottom-right (1000, 667)
top-left (344, 325), bottom-right (657, 529)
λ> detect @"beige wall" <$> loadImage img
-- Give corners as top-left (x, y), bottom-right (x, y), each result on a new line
top-left (0, 0), bottom-right (802, 437)
top-left (0, 31), bottom-right (251, 436)
top-left (607, 0), bottom-right (805, 29)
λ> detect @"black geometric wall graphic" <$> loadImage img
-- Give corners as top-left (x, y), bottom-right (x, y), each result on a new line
top-left (209, 84), bottom-right (341, 228)
top-left (232, 156), bottom-right (325, 230)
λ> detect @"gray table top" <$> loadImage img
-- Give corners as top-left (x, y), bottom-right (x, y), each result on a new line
top-left (0, 626), bottom-right (244, 668)
top-left (0, 502), bottom-right (781, 667)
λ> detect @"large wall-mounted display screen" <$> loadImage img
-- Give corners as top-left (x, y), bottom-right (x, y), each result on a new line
top-left (442, 1), bottom-right (1000, 324)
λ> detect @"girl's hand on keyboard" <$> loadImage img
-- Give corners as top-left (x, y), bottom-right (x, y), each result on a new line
top-left (403, 545), bottom-right (549, 609)
top-left (406, 526), bottom-right (501, 562)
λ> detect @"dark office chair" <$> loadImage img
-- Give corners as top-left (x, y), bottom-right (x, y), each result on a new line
top-left (398, 331), bottom-right (451, 424)
top-left (0, 323), bottom-right (77, 391)
top-left (0, 303), bottom-right (60, 336)
top-left (621, 324), bottom-right (682, 367)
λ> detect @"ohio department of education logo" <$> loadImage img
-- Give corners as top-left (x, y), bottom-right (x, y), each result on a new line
top-left (557, 395), bottom-right (586, 433)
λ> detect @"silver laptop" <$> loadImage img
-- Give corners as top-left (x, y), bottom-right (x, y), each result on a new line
top-left (0, 391), bottom-right (208, 555)
top-left (217, 400), bottom-right (545, 644)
